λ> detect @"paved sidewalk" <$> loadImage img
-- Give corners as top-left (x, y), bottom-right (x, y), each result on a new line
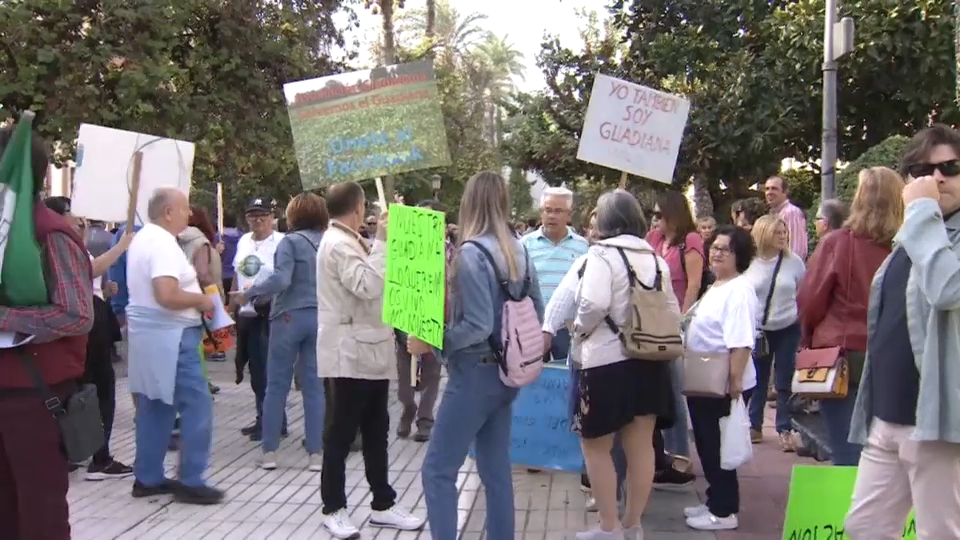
top-left (68, 359), bottom-right (779, 539)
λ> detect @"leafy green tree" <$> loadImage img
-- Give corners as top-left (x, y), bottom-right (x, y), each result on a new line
top-left (0, 1), bottom-right (350, 215)
top-left (508, 167), bottom-right (533, 217)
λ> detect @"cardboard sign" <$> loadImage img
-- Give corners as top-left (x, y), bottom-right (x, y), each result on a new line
top-left (71, 124), bottom-right (194, 223)
top-left (576, 74), bottom-right (690, 184)
top-left (283, 60), bottom-right (452, 189)
top-left (382, 204), bottom-right (446, 348)
top-left (782, 465), bottom-right (916, 540)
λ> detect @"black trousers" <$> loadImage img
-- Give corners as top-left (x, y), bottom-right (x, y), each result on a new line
top-left (238, 315), bottom-right (286, 431)
top-left (653, 430), bottom-right (672, 471)
top-left (84, 297), bottom-right (117, 465)
top-left (687, 395), bottom-right (739, 517)
top-left (320, 378), bottom-right (396, 514)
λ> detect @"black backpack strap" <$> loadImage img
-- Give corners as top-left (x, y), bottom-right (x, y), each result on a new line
top-left (614, 247), bottom-right (662, 291)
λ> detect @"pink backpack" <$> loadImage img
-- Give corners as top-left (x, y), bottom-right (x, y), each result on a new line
top-left (466, 241), bottom-right (545, 387)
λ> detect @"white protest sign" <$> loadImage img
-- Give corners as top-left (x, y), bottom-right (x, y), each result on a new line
top-left (71, 124), bottom-right (195, 223)
top-left (576, 74), bottom-right (690, 185)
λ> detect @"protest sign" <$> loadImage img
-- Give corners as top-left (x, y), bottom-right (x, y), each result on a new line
top-left (782, 465), bottom-right (916, 540)
top-left (383, 204), bottom-right (446, 348)
top-left (283, 60), bottom-right (452, 189)
top-left (576, 74), bottom-right (690, 185)
top-left (468, 364), bottom-right (582, 472)
top-left (71, 124), bottom-right (194, 223)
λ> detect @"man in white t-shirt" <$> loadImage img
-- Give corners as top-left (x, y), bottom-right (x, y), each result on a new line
top-left (230, 196), bottom-right (285, 441)
top-left (126, 187), bottom-right (223, 505)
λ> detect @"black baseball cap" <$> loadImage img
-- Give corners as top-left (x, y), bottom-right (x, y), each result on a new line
top-left (245, 197), bottom-right (272, 214)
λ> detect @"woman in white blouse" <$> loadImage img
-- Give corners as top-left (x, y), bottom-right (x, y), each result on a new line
top-left (682, 225), bottom-right (759, 531)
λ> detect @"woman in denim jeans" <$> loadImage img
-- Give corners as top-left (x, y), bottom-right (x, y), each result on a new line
top-left (798, 168), bottom-right (903, 465)
top-left (408, 171), bottom-right (545, 540)
top-left (231, 193), bottom-right (329, 472)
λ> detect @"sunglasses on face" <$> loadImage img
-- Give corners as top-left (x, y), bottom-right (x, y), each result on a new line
top-left (652, 211), bottom-right (662, 219)
top-left (906, 159), bottom-right (960, 179)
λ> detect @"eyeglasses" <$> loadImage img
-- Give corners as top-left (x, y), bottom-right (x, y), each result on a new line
top-left (540, 207), bottom-right (569, 215)
top-left (246, 214), bottom-right (271, 221)
top-left (709, 245), bottom-right (731, 255)
top-left (906, 159), bottom-right (960, 179)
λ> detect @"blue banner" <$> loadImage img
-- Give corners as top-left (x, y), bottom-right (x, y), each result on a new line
top-left (470, 363), bottom-right (583, 472)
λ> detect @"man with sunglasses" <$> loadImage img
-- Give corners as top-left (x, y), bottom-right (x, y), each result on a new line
top-left (844, 124), bottom-right (960, 539)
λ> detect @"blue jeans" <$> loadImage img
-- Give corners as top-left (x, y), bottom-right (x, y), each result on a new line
top-left (749, 322), bottom-right (800, 433)
top-left (569, 367), bottom-right (627, 493)
top-left (423, 354), bottom-right (518, 540)
top-left (134, 327), bottom-right (212, 487)
top-left (262, 308), bottom-right (324, 453)
top-left (662, 358), bottom-right (690, 457)
top-left (820, 384), bottom-right (863, 466)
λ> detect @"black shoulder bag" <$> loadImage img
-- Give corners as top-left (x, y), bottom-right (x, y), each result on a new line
top-left (756, 251), bottom-right (785, 358)
top-left (16, 350), bottom-right (104, 463)
top-left (678, 239), bottom-right (714, 299)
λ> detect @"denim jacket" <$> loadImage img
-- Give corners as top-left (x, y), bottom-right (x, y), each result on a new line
top-left (441, 233), bottom-right (545, 357)
top-left (850, 199), bottom-right (960, 444)
top-left (244, 229), bottom-right (322, 320)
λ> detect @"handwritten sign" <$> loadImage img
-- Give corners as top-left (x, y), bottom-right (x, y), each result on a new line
top-left (283, 60), bottom-right (452, 189)
top-left (783, 465), bottom-right (916, 540)
top-left (576, 74), bottom-right (690, 185)
top-left (468, 364), bottom-right (582, 472)
top-left (383, 205), bottom-right (446, 348)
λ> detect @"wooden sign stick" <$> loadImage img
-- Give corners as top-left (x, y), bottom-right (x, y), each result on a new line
top-left (216, 182), bottom-right (224, 233)
top-left (126, 152), bottom-right (143, 228)
top-left (618, 170), bottom-right (628, 189)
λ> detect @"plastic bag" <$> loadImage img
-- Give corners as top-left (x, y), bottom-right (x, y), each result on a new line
top-left (719, 397), bottom-right (753, 470)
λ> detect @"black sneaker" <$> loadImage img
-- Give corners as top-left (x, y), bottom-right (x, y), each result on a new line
top-left (132, 479), bottom-right (180, 498)
top-left (86, 460), bottom-right (133, 481)
top-left (240, 423), bottom-right (259, 436)
top-left (653, 468), bottom-right (696, 491)
top-left (250, 428), bottom-right (287, 442)
top-left (174, 484), bottom-right (225, 505)
top-left (580, 473), bottom-right (591, 492)
top-left (69, 463), bottom-right (81, 473)
top-left (208, 383), bottom-right (220, 395)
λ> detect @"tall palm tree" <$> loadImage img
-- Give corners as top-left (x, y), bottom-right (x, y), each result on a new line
top-left (398, 0), bottom-right (488, 65)
top-left (474, 33), bottom-right (525, 148)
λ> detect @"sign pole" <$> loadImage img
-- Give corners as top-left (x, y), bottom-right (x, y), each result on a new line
top-left (216, 182), bottom-right (224, 233)
top-left (125, 152), bottom-right (143, 228)
top-left (618, 170), bottom-right (628, 189)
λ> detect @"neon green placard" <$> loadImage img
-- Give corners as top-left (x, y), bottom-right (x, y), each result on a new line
top-left (782, 465), bottom-right (916, 540)
top-left (382, 204), bottom-right (446, 348)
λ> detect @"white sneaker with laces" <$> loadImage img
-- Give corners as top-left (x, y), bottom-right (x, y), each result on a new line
top-left (308, 453), bottom-right (322, 472)
top-left (260, 452), bottom-right (277, 470)
top-left (683, 504), bottom-right (709, 518)
top-left (686, 511), bottom-right (738, 530)
top-left (323, 509), bottom-right (361, 539)
top-left (369, 505), bottom-right (425, 531)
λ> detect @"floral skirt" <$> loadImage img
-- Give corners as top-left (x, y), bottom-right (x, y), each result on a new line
top-left (573, 358), bottom-right (677, 440)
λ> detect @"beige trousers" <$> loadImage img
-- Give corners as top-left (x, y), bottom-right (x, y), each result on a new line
top-left (845, 419), bottom-right (960, 540)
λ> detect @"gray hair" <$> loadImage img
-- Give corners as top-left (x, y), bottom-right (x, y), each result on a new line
top-left (594, 189), bottom-right (648, 240)
top-left (540, 186), bottom-right (574, 209)
top-left (818, 198), bottom-right (849, 231)
top-left (146, 187), bottom-right (181, 222)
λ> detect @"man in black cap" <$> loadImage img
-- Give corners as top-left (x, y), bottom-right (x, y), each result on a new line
top-left (229, 197), bottom-right (286, 440)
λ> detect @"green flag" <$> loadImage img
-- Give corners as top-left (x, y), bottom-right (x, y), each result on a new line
top-left (0, 111), bottom-right (48, 306)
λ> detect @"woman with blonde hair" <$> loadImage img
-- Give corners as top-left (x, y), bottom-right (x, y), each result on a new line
top-left (798, 167), bottom-right (904, 465)
top-left (744, 215), bottom-right (806, 451)
top-left (408, 171), bottom-right (545, 540)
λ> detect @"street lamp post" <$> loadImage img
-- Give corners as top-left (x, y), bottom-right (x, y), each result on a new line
top-left (821, 0), bottom-right (855, 200)
top-left (431, 174), bottom-right (442, 201)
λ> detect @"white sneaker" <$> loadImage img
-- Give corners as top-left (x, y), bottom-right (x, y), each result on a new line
top-left (586, 497), bottom-right (598, 512)
top-left (683, 504), bottom-right (709, 518)
top-left (308, 453), bottom-right (322, 472)
top-left (323, 509), bottom-right (360, 539)
top-left (686, 511), bottom-right (738, 530)
top-left (260, 452), bottom-right (277, 470)
top-left (369, 505), bottom-right (425, 531)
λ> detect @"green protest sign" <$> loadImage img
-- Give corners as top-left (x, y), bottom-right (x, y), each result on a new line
top-left (783, 465), bottom-right (916, 540)
top-left (383, 205), bottom-right (446, 348)
top-left (283, 60), bottom-right (452, 189)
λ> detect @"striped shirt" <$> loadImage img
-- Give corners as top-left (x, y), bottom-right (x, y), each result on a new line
top-left (772, 200), bottom-right (808, 260)
top-left (521, 227), bottom-right (590, 303)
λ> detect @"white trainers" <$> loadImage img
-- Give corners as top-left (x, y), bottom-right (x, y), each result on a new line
top-left (323, 509), bottom-right (361, 539)
top-left (369, 505), bottom-right (425, 531)
top-left (307, 453), bottom-right (322, 472)
top-left (586, 497), bottom-right (598, 512)
top-left (683, 504), bottom-right (709, 518)
top-left (686, 511), bottom-right (738, 530)
top-left (260, 452), bottom-right (277, 470)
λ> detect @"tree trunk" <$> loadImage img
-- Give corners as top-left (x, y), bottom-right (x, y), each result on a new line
top-left (692, 175), bottom-right (714, 219)
top-left (956, 0), bottom-right (959, 108)
top-left (426, 0), bottom-right (436, 41)
top-left (381, 0), bottom-right (397, 197)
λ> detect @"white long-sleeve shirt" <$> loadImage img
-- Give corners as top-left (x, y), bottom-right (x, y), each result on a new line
top-left (542, 255), bottom-right (587, 335)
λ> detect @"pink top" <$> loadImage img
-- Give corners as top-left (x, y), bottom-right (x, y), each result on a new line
top-left (646, 229), bottom-right (704, 307)
top-left (772, 200), bottom-right (808, 260)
